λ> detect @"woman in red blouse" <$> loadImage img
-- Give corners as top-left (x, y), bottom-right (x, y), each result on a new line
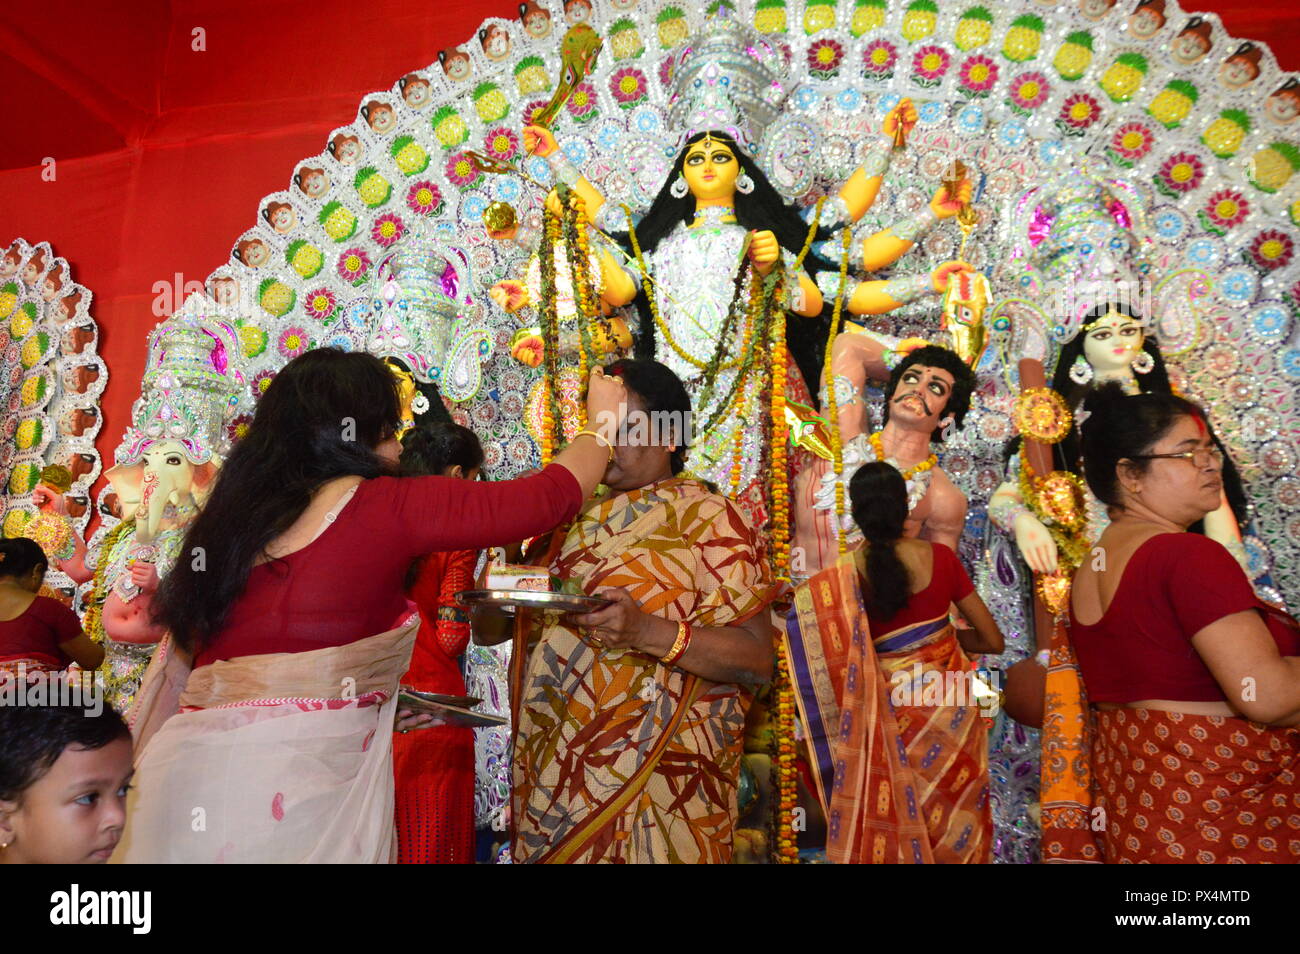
top-left (393, 421), bottom-right (483, 864)
top-left (118, 348), bottom-right (623, 863)
top-left (1063, 383), bottom-right (1300, 863)
top-left (0, 539), bottom-right (102, 678)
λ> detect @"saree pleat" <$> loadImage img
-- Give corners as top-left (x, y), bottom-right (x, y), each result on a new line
top-left (118, 619), bottom-right (417, 864)
top-left (787, 554), bottom-right (991, 864)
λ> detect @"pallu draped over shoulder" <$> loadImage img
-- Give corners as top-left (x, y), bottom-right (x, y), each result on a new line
top-left (118, 619), bottom-right (417, 864)
top-left (510, 477), bottom-right (773, 864)
top-left (786, 552), bottom-right (991, 863)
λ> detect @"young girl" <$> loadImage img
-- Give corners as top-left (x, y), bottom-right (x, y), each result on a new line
top-left (0, 539), bottom-right (103, 678)
top-left (0, 704), bottom-right (133, 863)
top-left (394, 421), bottom-right (485, 864)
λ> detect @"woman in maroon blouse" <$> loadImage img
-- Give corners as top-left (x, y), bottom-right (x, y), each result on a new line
top-left (119, 348), bottom-right (623, 863)
top-left (0, 539), bottom-right (103, 678)
top-left (1064, 383), bottom-right (1300, 863)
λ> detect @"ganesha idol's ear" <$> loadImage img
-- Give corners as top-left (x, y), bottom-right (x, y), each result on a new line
top-left (190, 460), bottom-right (221, 506)
top-left (104, 462), bottom-right (146, 522)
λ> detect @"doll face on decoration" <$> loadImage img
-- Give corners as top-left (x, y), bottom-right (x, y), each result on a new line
top-left (400, 74), bottom-right (431, 109)
top-left (362, 101), bottom-right (396, 135)
top-left (210, 276), bottom-right (241, 308)
top-left (1172, 23), bottom-right (1212, 65)
top-left (234, 238), bottom-right (270, 269)
top-left (682, 138), bottom-right (740, 203)
top-left (56, 293), bottom-right (81, 324)
top-left (0, 248), bottom-right (20, 278)
top-left (439, 49), bottom-right (472, 82)
top-left (1079, 0), bottom-right (1115, 21)
top-left (520, 2), bottom-right (552, 38)
top-left (22, 255), bottom-right (44, 286)
top-left (1082, 313), bottom-right (1145, 375)
top-left (480, 25), bottom-right (511, 62)
top-left (1266, 84), bottom-right (1300, 125)
top-left (65, 407), bottom-right (97, 437)
top-left (1219, 47), bottom-right (1261, 90)
top-left (328, 134), bottom-right (362, 165)
top-left (1127, 0), bottom-right (1164, 39)
top-left (263, 201), bottom-right (297, 233)
top-left (61, 364), bottom-right (100, 394)
top-left (65, 324), bottom-right (95, 355)
top-left (296, 166), bottom-right (330, 199)
top-left (41, 269), bottom-right (63, 302)
top-left (564, 0), bottom-right (592, 25)
top-left (610, 0), bottom-right (637, 10)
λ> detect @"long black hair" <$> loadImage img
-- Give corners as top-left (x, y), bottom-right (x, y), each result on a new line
top-left (154, 348), bottom-right (402, 653)
top-left (849, 461), bottom-right (912, 620)
top-left (0, 538), bottom-right (49, 584)
top-left (618, 130), bottom-right (835, 392)
top-left (1035, 303), bottom-right (1248, 525)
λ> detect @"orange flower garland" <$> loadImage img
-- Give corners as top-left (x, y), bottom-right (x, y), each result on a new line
top-left (772, 639), bottom-right (800, 863)
top-left (769, 304), bottom-right (790, 581)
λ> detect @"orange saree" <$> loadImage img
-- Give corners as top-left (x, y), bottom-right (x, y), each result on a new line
top-left (786, 553), bottom-right (991, 863)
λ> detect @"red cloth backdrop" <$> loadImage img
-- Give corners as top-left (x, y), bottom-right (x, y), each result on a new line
top-left (1, 0), bottom-right (1298, 508)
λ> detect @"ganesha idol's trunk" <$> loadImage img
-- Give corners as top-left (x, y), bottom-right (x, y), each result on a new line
top-left (136, 470), bottom-right (164, 545)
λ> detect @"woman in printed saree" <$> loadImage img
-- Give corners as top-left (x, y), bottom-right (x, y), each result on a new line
top-left (117, 349), bottom-right (625, 863)
top-left (1047, 384), bottom-right (1300, 864)
top-left (495, 359), bottom-right (776, 864)
top-left (787, 462), bottom-right (1004, 863)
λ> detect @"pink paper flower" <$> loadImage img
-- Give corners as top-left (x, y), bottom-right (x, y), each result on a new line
top-left (1249, 229), bottom-right (1295, 270)
top-left (277, 326), bottom-right (309, 359)
top-left (304, 287), bottom-right (337, 321)
top-left (1155, 151), bottom-right (1205, 194)
top-left (808, 39), bottom-right (844, 79)
top-left (1110, 121), bottom-right (1155, 162)
top-left (565, 81), bottom-right (598, 122)
top-left (406, 180), bottom-right (445, 217)
top-left (484, 126), bottom-right (519, 161)
top-left (1008, 71), bottom-right (1050, 112)
top-left (911, 45), bottom-right (951, 85)
top-left (1200, 189), bottom-right (1249, 232)
top-left (1059, 93), bottom-right (1101, 130)
top-left (958, 55), bottom-right (998, 96)
top-left (609, 67), bottom-right (648, 106)
top-left (445, 152), bottom-right (481, 188)
top-left (337, 248), bottom-right (371, 284)
top-left (863, 40), bottom-right (898, 77)
top-left (225, 413), bottom-right (253, 445)
top-left (371, 212), bottom-right (405, 248)
top-left (522, 99), bottom-right (550, 126)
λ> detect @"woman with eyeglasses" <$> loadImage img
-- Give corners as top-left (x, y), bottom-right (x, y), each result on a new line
top-left (1059, 382), bottom-right (1300, 863)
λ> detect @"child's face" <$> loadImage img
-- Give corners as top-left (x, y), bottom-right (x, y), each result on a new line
top-left (0, 737), bottom-right (133, 863)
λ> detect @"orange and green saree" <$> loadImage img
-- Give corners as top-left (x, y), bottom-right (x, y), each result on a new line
top-left (786, 552), bottom-right (991, 863)
top-left (510, 477), bottom-right (773, 864)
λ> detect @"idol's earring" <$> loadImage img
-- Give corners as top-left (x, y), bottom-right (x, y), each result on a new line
top-left (669, 175), bottom-right (689, 199)
top-left (411, 392), bottom-right (431, 415)
top-left (735, 171), bottom-right (755, 195)
top-left (1130, 350), bottom-right (1154, 375)
top-left (1068, 354), bottom-right (1095, 385)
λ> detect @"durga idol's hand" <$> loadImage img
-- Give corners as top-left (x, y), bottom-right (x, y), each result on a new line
top-left (490, 280), bottom-right (530, 313)
top-left (929, 179), bottom-right (973, 219)
top-left (882, 98), bottom-right (918, 141)
top-left (749, 229), bottom-right (781, 275)
top-left (1014, 513), bottom-right (1059, 576)
top-left (930, 259), bottom-right (974, 293)
top-left (523, 124), bottom-right (559, 158)
top-left (584, 366), bottom-right (627, 440)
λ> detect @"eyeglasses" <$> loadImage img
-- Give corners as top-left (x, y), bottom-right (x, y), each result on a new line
top-left (1127, 447), bottom-right (1223, 468)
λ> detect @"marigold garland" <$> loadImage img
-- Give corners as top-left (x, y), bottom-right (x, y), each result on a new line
top-left (538, 203), bottom-right (562, 463)
top-left (772, 640), bottom-right (800, 863)
top-left (83, 519), bottom-right (134, 648)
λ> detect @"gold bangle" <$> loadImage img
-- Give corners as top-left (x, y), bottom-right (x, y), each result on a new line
top-left (574, 428), bottom-right (615, 464)
top-left (660, 621), bottom-right (691, 666)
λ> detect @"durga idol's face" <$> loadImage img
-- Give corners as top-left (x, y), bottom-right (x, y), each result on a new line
top-left (1082, 313), bottom-right (1145, 375)
top-left (682, 138), bottom-right (741, 203)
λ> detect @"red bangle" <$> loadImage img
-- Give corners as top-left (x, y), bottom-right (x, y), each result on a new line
top-left (660, 621), bottom-right (692, 666)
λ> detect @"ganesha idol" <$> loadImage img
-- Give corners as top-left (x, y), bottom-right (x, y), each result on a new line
top-left (59, 307), bottom-right (249, 712)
